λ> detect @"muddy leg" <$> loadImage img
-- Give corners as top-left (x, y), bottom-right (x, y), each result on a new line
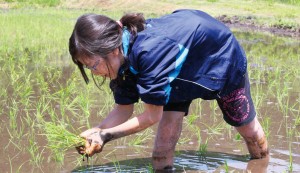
top-left (152, 111), bottom-right (184, 171)
top-left (246, 155), bottom-right (269, 173)
top-left (235, 117), bottom-right (269, 159)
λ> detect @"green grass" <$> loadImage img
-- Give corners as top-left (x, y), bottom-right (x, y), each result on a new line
top-left (1, 0), bottom-right (300, 30)
top-left (3, 0), bottom-right (60, 7)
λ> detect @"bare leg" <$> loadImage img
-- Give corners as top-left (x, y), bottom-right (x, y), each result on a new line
top-left (235, 117), bottom-right (269, 159)
top-left (152, 111), bottom-right (184, 171)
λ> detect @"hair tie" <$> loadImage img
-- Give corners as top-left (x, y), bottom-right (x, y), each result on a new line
top-left (116, 20), bottom-right (123, 28)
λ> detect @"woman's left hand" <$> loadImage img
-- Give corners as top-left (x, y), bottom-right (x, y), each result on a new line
top-left (76, 128), bottom-right (104, 157)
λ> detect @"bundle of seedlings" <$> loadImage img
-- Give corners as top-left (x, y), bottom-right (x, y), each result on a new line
top-left (42, 121), bottom-right (86, 161)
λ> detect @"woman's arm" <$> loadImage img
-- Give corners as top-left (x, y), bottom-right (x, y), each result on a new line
top-left (80, 103), bottom-right (163, 156)
top-left (102, 103), bottom-right (163, 141)
top-left (97, 104), bottom-right (134, 129)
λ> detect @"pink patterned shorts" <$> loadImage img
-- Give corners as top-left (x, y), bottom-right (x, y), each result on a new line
top-left (217, 74), bottom-right (256, 127)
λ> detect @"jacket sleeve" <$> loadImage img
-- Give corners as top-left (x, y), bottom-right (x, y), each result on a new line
top-left (129, 35), bottom-right (187, 105)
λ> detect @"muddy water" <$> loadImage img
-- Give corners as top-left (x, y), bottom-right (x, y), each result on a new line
top-left (1, 31), bottom-right (300, 173)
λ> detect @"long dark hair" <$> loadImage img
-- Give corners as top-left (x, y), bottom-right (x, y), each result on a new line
top-left (69, 13), bottom-right (145, 87)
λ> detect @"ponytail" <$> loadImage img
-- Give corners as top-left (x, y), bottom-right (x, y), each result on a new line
top-left (119, 13), bottom-right (145, 36)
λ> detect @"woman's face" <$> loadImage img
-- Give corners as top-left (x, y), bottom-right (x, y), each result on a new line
top-left (79, 48), bottom-right (123, 80)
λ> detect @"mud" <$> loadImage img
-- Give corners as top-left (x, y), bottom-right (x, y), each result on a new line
top-left (217, 15), bottom-right (300, 38)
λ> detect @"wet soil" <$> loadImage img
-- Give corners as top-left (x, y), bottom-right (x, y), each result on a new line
top-left (217, 15), bottom-right (300, 38)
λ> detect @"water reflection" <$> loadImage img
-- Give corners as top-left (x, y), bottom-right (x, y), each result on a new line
top-left (72, 151), bottom-right (271, 173)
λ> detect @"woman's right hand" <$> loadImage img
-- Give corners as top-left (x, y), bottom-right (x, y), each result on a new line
top-left (76, 128), bottom-right (104, 157)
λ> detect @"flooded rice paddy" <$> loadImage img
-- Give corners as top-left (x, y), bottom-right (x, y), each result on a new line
top-left (0, 9), bottom-right (300, 173)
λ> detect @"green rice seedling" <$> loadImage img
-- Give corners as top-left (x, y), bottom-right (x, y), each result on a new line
top-left (290, 96), bottom-right (300, 116)
top-left (207, 122), bottom-right (225, 135)
top-left (276, 81), bottom-right (291, 115)
top-left (225, 124), bottom-right (233, 139)
top-left (52, 150), bottom-right (65, 164)
top-left (18, 73), bottom-right (34, 107)
top-left (8, 99), bottom-right (18, 131)
top-left (44, 68), bottom-right (63, 89)
top-left (0, 102), bottom-right (5, 116)
top-left (198, 138), bottom-right (209, 156)
top-left (295, 116), bottom-right (300, 127)
top-left (224, 160), bottom-right (229, 173)
top-left (8, 155), bottom-right (14, 173)
top-left (27, 134), bottom-right (44, 167)
top-left (71, 154), bottom-right (88, 168)
top-left (8, 153), bottom-right (34, 173)
top-left (194, 125), bottom-right (201, 145)
top-left (113, 158), bottom-right (122, 172)
top-left (146, 163), bottom-right (154, 173)
top-left (266, 76), bottom-right (277, 96)
top-left (175, 150), bottom-right (183, 157)
top-left (288, 142), bottom-right (293, 172)
top-left (0, 86), bottom-right (7, 116)
top-left (92, 80), bottom-right (117, 115)
top-left (193, 99), bottom-right (203, 117)
top-left (23, 107), bottom-right (33, 128)
top-left (186, 114), bottom-right (198, 126)
top-left (62, 96), bottom-right (78, 118)
top-left (134, 102), bottom-right (145, 115)
top-left (210, 100), bottom-right (219, 122)
top-left (8, 66), bottom-right (20, 87)
top-left (48, 108), bottom-right (59, 123)
top-left (35, 96), bottom-right (51, 123)
top-left (252, 84), bottom-right (265, 112)
top-left (15, 118), bottom-right (25, 140)
top-left (177, 124), bottom-right (198, 145)
top-left (35, 71), bottom-right (50, 94)
top-left (177, 136), bottom-right (191, 145)
top-left (235, 133), bottom-right (242, 141)
top-left (78, 90), bottom-right (92, 118)
top-left (5, 126), bottom-right (23, 152)
top-left (51, 78), bottom-right (80, 118)
top-left (13, 161), bottom-right (27, 173)
top-left (288, 128), bottom-right (294, 172)
top-left (102, 148), bottom-right (117, 161)
top-left (261, 117), bottom-right (271, 139)
top-left (42, 121), bottom-right (85, 163)
top-left (128, 128), bottom-right (152, 146)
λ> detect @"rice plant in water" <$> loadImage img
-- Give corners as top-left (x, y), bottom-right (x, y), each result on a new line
top-left (288, 127), bottom-right (294, 172)
top-left (128, 128), bottom-right (152, 146)
top-left (27, 134), bottom-right (44, 167)
top-left (288, 143), bottom-right (293, 172)
top-left (235, 133), bottom-right (242, 141)
top-left (186, 114), bottom-right (198, 126)
top-left (198, 138), bottom-right (209, 156)
top-left (224, 160), bottom-right (229, 173)
top-left (261, 117), bottom-right (271, 139)
top-left (42, 121), bottom-right (85, 162)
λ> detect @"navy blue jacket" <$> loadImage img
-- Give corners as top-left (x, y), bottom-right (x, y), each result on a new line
top-left (110, 9), bottom-right (247, 106)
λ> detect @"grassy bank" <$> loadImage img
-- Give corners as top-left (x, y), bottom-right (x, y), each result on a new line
top-left (1, 0), bottom-right (300, 33)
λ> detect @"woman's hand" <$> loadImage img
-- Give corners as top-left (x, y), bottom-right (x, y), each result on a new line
top-left (76, 128), bottom-right (105, 157)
